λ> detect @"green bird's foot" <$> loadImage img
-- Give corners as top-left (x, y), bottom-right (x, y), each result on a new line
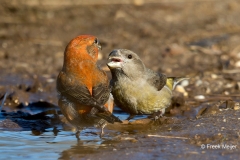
top-left (126, 114), bottom-right (135, 121)
top-left (75, 130), bottom-right (80, 141)
top-left (148, 111), bottom-right (163, 121)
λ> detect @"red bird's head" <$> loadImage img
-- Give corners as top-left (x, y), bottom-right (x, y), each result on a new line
top-left (63, 35), bottom-right (102, 70)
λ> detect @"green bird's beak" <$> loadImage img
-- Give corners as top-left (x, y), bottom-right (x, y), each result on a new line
top-left (107, 50), bottom-right (124, 69)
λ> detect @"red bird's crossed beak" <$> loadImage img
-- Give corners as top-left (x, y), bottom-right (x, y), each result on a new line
top-left (98, 44), bottom-right (102, 50)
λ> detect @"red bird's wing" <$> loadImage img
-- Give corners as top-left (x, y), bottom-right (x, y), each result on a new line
top-left (57, 72), bottom-right (121, 123)
top-left (57, 74), bottom-right (105, 111)
top-left (92, 83), bottom-right (111, 105)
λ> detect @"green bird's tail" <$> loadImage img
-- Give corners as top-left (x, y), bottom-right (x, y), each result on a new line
top-left (166, 77), bottom-right (189, 90)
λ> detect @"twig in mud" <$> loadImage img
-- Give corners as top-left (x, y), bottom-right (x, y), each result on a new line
top-left (223, 69), bottom-right (240, 74)
top-left (0, 92), bottom-right (8, 110)
top-left (148, 135), bottom-right (189, 139)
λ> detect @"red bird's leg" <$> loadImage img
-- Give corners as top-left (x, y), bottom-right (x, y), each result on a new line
top-left (98, 119), bottom-right (107, 138)
top-left (90, 107), bottom-right (98, 114)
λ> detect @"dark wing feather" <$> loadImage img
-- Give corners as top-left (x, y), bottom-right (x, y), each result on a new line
top-left (92, 83), bottom-right (111, 105)
top-left (145, 68), bottom-right (167, 91)
top-left (57, 74), bottom-right (94, 107)
top-left (57, 72), bottom-right (121, 123)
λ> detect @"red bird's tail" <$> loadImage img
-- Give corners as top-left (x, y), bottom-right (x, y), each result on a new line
top-left (96, 111), bottom-right (122, 123)
top-left (90, 106), bottom-right (122, 123)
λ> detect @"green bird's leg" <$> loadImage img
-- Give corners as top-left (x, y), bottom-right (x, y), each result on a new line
top-left (126, 114), bottom-right (135, 121)
top-left (148, 110), bottom-right (163, 120)
top-left (75, 130), bottom-right (80, 141)
top-left (75, 126), bottom-right (84, 141)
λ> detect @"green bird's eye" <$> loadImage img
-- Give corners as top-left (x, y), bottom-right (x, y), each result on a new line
top-left (128, 55), bottom-right (132, 59)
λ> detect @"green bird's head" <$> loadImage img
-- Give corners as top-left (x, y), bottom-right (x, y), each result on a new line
top-left (107, 49), bottom-right (146, 80)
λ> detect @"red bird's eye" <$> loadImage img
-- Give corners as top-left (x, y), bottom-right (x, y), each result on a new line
top-left (128, 55), bottom-right (132, 59)
top-left (94, 38), bottom-right (99, 44)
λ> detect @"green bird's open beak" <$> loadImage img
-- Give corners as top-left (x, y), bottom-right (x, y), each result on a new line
top-left (107, 57), bottom-right (123, 68)
top-left (107, 50), bottom-right (124, 69)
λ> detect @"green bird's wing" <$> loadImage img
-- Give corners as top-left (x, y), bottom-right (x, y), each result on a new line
top-left (145, 68), bottom-right (167, 91)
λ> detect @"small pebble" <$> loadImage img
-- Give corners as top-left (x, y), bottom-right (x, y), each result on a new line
top-left (194, 95), bottom-right (205, 100)
top-left (235, 61), bottom-right (240, 67)
top-left (175, 85), bottom-right (188, 97)
top-left (195, 80), bottom-right (203, 86)
top-left (180, 79), bottom-right (189, 87)
top-left (211, 74), bottom-right (218, 79)
top-left (234, 103), bottom-right (239, 110)
top-left (224, 91), bottom-right (229, 95)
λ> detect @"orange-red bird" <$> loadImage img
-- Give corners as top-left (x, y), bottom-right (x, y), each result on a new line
top-left (56, 35), bottom-right (121, 138)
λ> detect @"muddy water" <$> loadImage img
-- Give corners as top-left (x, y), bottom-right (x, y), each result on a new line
top-left (1, 108), bottom-right (240, 160)
top-left (0, 113), bottom-right (117, 160)
top-left (0, 116), bottom-right (146, 159)
top-left (0, 123), bottom-right (186, 160)
top-left (0, 129), bottom-right (106, 159)
top-left (0, 110), bottom-right (135, 160)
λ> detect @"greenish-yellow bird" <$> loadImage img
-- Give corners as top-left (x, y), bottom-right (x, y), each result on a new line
top-left (107, 49), bottom-right (187, 120)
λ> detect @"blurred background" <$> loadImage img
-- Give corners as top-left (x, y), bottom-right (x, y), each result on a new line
top-left (0, 0), bottom-right (240, 108)
top-left (0, 1), bottom-right (240, 159)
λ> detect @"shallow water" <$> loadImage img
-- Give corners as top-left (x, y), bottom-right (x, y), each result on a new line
top-left (0, 90), bottom-right (239, 160)
top-left (0, 129), bottom-right (110, 159)
top-left (1, 107), bottom-right (240, 160)
top-left (0, 111), bottom-right (135, 160)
